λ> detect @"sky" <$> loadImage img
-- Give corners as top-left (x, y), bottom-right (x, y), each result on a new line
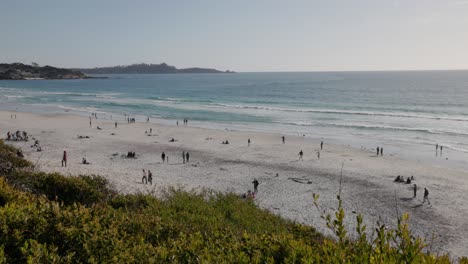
top-left (1, 0), bottom-right (468, 72)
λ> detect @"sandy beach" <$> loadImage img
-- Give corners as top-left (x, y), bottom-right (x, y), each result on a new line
top-left (1, 110), bottom-right (467, 258)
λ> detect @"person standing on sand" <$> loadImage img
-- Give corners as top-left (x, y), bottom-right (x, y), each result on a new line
top-left (317, 151), bottom-right (320, 159)
top-left (115, 122), bottom-right (117, 128)
top-left (413, 184), bottom-right (417, 198)
top-left (62, 150), bottom-right (67, 167)
top-left (298, 150), bottom-right (303, 160)
top-left (376, 147), bottom-right (379, 156)
top-left (186, 152), bottom-right (190, 163)
top-left (142, 169), bottom-right (147, 184)
top-left (182, 151), bottom-right (186, 164)
top-left (148, 170), bottom-right (153, 185)
top-left (161, 152), bottom-right (166, 163)
top-left (248, 138), bottom-right (251, 147)
top-left (282, 136), bottom-right (285, 144)
top-left (320, 141), bottom-right (323, 150)
top-left (177, 121), bottom-right (179, 126)
top-left (423, 188), bottom-right (430, 204)
top-left (436, 144), bottom-right (439, 156)
top-left (380, 147), bottom-right (383, 156)
top-left (440, 145), bottom-right (443, 156)
top-left (252, 179), bottom-right (259, 194)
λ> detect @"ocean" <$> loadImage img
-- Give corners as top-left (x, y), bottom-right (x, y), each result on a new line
top-left (1, 71), bottom-right (468, 168)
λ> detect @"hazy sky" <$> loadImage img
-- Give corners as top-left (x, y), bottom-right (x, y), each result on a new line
top-left (1, 0), bottom-right (468, 72)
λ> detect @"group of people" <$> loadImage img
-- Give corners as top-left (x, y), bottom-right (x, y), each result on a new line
top-left (297, 141), bottom-right (324, 161)
top-left (6, 130), bottom-right (29, 141)
top-left (435, 144), bottom-right (444, 156)
top-left (376, 146), bottom-right (384, 156)
top-left (182, 119), bottom-right (189, 126)
top-left (127, 117), bottom-right (136, 124)
top-left (127, 151), bottom-right (136, 158)
top-left (394, 175), bottom-right (430, 205)
top-left (141, 169), bottom-right (153, 184)
top-left (242, 179), bottom-right (259, 200)
top-left (394, 175), bottom-right (414, 184)
top-left (31, 139), bottom-right (42, 152)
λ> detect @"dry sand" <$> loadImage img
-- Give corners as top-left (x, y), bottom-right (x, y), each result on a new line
top-left (1, 111), bottom-right (467, 258)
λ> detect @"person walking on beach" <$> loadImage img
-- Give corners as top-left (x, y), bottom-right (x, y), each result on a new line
top-left (380, 147), bottom-right (383, 156)
top-left (148, 170), bottom-right (153, 185)
top-left (186, 152), bottom-right (190, 163)
top-left (376, 147), bottom-right (380, 156)
top-left (62, 150), bottom-right (67, 167)
top-left (298, 150), bottom-right (303, 160)
top-left (89, 117), bottom-right (92, 128)
top-left (317, 151), bottom-right (320, 159)
top-left (182, 151), bottom-right (186, 164)
top-left (252, 179), bottom-right (259, 194)
top-left (282, 136), bottom-right (285, 144)
top-left (115, 121), bottom-right (117, 128)
top-left (423, 188), bottom-right (430, 204)
top-left (248, 138), bottom-right (251, 147)
top-left (440, 145), bottom-right (443, 156)
top-left (320, 141), bottom-right (323, 150)
top-left (142, 169), bottom-right (147, 184)
top-left (413, 184), bottom-right (417, 198)
top-left (436, 144), bottom-right (439, 156)
top-left (161, 152), bottom-right (166, 163)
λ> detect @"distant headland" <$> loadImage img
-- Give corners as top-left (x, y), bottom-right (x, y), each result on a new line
top-left (75, 63), bottom-right (235, 74)
top-left (0, 63), bottom-right (94, 80)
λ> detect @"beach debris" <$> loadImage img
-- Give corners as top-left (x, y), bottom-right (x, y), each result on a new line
top-left (77, 135), bottom-right (90, 139)
top-left (220, 167), bottom-right (228, 171)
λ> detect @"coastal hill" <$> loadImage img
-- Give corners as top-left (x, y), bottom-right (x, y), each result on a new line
top-left (76, 63), bottom-right (234, 74)
top-left (0, 63), bottom-right (87, 80)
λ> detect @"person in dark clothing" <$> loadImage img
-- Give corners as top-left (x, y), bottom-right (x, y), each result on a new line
top-left (380, 147), bottom-right (383, 156)
top-left (186, 152), bottom-right (190, 163)
top-left (62, 150), bottom-right (67, 167)
top-left (413, 184), bottom-right (417, 198)
top-left (423, 188), bottom-right (430, 204)
top-left (320, 141), bottom-right (323, 150)
top-left (282, 136), bottom-right (285, 144)
top-left (248, 138), bottom-right (251, 147)
top-left (115, 122), bottom-right (117, 128)
top-left (298, 150), bottom-right (303, 160)
top-left (376, 147), bottom-right (380, 156)
top-left (148, 170), bottom-right (153, 185)
top-left (252, 179), bottom-right (259, 194)
top-left (161, 152), bottom-right (166, 163)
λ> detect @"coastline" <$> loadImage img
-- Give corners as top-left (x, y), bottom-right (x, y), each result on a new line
top-left (1, 110), bottom-right (467, 257)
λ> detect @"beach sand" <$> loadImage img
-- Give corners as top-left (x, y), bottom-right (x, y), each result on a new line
top-left (1, 110), bottom-right (467, 258)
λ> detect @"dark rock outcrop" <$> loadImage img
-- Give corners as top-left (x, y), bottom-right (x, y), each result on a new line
top-left (0, 63), bottom-right (88, 80)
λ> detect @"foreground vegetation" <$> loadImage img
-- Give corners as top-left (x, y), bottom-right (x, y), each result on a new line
top-left (0, 140), bottom-right (466, 263)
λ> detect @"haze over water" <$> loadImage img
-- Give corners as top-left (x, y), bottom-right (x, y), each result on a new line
top-left (1, 70), bottom-right (468, 168)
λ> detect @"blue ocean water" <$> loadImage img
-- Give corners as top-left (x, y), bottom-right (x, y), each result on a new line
top-left (1, 71), bottom-right (468, 168)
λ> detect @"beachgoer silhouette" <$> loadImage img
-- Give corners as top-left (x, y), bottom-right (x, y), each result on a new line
top-left (148, 170), bottom-right (153, 185)
top-left (161, 152), bottom-right (166, 163)
top-left (320, 141), bottom-right (323, 150)
top-left (394, 175), bottom-right (401, 182)
top-left (248, 138), bottom-right (251, 147)
top-left (62, 150), bottom-right (67, 167)
top-left (436, 144), bottom-right (438, 154)
top-left (377, 147), bottom-right (380, 156)
top-left (413, 184), bottom-right (417, 198)
top-left (282, 136), bottom-right (285, 144)
top-left (299, 150), bottom-right (303, 160)
top-left (317, 151), bottom-right (320, 159)
top-left (182, 151), bottom-right (185, 164)
top-left (115, 122), bottom-right (117, 128)
top-left (186, 152), bottom-right (190, 163)
top-left (440, 146), bottom-right (443, 156)
top-left (423, 188), bottom-right (430, 204)
top-left (380, 147), bottom-right (383, 156)
top-left (142, 169), bottom-right (147, 184)
top-left (252, 179), bottom-right (259, 194)
top-left (177, 121), bottom-right (179, 126)
top-left (150, 128), bottom-right (152, 134)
